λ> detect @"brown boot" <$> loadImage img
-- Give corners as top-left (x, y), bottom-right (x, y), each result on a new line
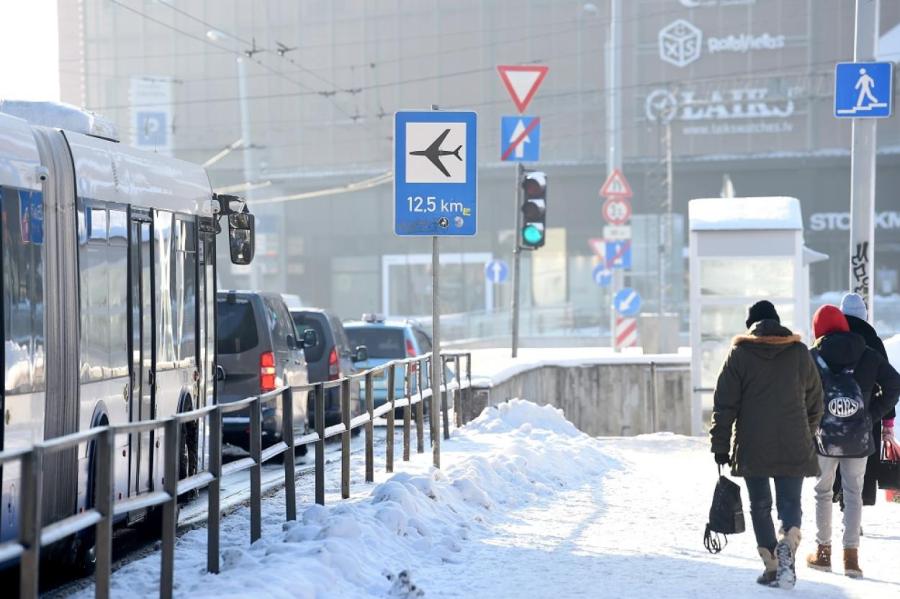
top-left (806, 543), bottom-right (832, 572)
top-left (844, 547), bottom-right (863, 578)
top-left (756, 548), bottom-right (778, 586)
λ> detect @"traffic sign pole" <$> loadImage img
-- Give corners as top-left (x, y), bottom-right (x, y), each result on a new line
top-left (430, 106), bottom-right (441, 469)
top-left (511, 161), bottom-right (524, 358)
top-left (849, 0), bottom-right (879, 318)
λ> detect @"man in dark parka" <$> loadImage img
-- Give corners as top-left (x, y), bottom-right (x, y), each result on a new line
top-left (710, 300), bottom-right (824, 589)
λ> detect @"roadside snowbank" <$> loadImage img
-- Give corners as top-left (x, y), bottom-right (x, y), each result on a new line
top-left (79, 400), bottom-right (613, 598)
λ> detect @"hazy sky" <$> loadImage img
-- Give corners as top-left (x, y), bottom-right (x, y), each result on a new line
top-left (0, 0), bottom-right (60, 101)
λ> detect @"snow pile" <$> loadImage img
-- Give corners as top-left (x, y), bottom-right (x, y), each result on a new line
top-left (885, 334), bottom-right (900, 367)
top-left (80, 399), bottom-right (614, 598)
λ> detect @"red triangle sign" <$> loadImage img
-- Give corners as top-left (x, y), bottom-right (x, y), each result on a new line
top-left (497, 65), bottom-right (549, 113)
top-left (599, 168), bottom-right (633, 198)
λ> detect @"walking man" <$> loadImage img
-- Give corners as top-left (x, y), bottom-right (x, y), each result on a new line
top-left (806, 305), bottom-right (900, 579)
top-left (710, 300), bottom-right (823, 589)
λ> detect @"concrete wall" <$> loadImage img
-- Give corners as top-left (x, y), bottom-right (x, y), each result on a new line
top-left (466, 363), bottom-right (692, 437)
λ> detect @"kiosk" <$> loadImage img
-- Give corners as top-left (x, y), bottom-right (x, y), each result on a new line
top-left (688, 197), bottom-right (827, 434)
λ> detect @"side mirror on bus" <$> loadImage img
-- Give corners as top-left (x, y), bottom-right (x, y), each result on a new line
top-left (228, 211), bottom-right (255, 265)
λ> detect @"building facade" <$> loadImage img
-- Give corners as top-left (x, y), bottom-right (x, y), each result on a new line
top-left (58, 0), bottom-right (900, 337)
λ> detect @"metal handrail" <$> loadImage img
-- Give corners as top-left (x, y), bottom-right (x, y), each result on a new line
top-left (8, 351), bottom-right (474, 599)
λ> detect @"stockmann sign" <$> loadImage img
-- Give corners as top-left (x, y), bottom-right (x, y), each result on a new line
top-left (659, 19), bottom-right (785, 68)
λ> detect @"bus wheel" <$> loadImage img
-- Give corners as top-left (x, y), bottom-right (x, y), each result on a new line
top-left (179, 413), bottom-right (199, 502)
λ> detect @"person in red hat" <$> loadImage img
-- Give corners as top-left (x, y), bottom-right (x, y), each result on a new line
top-left (806, 305), bottom-right (900, 579)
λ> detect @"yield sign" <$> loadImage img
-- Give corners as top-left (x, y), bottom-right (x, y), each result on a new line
top-left (497, 65), bottom-right (549, 113)
top-left (599, 168), bottom-right (633, 199)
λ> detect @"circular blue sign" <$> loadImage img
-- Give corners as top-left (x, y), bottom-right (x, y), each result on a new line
top-left (592, 264), bottom-right (612, 287)
top-left (485, 260), bottom-right (509, 284)
top-left (613, 287), bottom-right (642, 317)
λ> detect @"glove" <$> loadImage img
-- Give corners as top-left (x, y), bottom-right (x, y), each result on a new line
top-left (884, 425), bottom-right (895, 444)
top-left (714, 452), bottom-right (730, 465)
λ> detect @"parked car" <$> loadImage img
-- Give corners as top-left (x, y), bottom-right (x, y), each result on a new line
top-left (343, 314), bottom-right (453, 411)
top-left (289, 308), bottom-right (367, 427)
top-left (216, 291), bottom-right (316, 451)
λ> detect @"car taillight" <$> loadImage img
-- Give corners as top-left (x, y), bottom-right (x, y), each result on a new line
top-left (260, 351), bottom-right (276, 392)
top-left (407, 339), bottom-right (418, 373)
top-left (328, 347), bottom-right (340, 380)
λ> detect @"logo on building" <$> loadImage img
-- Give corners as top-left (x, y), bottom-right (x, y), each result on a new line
top-left (645, 87), bottom-right (795, 122)
top-left (659, 19), bottom-right (703, 67)
top-left (645, 89), bottom-right (679, 124)
top-left (679, 0), bottom-right (755, 7)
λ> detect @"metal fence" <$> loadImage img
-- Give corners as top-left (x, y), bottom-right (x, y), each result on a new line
top-left (1, 351), bottom-right (473, 599)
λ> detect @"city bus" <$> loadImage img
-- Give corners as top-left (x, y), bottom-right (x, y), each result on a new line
top-left (0, 101), bottom-right (254, 569)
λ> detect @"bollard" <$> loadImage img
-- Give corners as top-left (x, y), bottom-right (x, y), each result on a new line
top-left (160, 418), bottom-right (180, 599)
top-left (249, 396), bottom-right (262, 543)
top-left (341, 378), bottom-right (351, 499)
top-left (464, 353), bottom-right (472, 425)
top-left (19, 448), bottom-right (43, 599)
top-left (386, 364), bottom-right (396, 473)
top-left (95, 428), bottom-right (115, 599)
top-left (403, 364), bottom-right (411, 462)
top-left (315, 383), bottom-right (326, 505)
top-left (365, 372), bottom-right (374, 483)
top-left (416, 357), bottom-right (425, 454)
top-left (282, 387), bottom-right (297, 521)
top-left (208, 406), bottom-right (222, 573)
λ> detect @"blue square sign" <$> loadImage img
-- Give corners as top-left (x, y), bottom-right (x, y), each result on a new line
top-left (136, 111), bottom-right (168, 145)
top-left (500, 116), bottom-right (540, 162)
top-left (394, 111), bottom-right (477, 236)
top-left (834, 62), bottom-right (893, 118)
top-left (605, 240), bottom-right (632, 270)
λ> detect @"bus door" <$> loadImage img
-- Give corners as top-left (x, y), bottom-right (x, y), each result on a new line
top-left (129, 216), bottom-right (155, 495)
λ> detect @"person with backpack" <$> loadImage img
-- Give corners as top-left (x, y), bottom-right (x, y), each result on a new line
top-left (805, 305), bottom-right (900, 579)
top-left (710, 300), bottom-right (824, 589)
top-left (832, 293), bottom-right (895, 509)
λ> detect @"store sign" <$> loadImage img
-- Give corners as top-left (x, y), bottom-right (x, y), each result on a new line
top-left (645, 87), bottom-right (795, 123)
top-left (659, 19), bottom-right (784, 68)
top-left (809, 211), bottom-right (900, 232)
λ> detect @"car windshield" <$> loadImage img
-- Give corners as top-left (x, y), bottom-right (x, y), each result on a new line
top-left (345, 327), bottom-right (406, 359)
top-left (217, 298), bottom-right (259, 354)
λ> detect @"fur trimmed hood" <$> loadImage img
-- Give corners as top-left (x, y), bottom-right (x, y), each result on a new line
top-left (733, 333), bottom-right (802, 346)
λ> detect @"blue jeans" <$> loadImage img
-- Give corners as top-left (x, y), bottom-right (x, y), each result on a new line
top-left (744, 476), bottom-right (804, 552)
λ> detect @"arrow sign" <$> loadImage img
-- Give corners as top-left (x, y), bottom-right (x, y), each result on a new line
top-left (614, 287), bottom-right (642, 317)
top-left (485, 259), bottom-right (509, 284)
top-left (497, 65), bottom-right (549, 113)
top-left (599, 168), bottom-right (633, 198)
top-left (501, 116), bottom-right (541, 161)
top-left (592, 263), bottom-right (612, 287)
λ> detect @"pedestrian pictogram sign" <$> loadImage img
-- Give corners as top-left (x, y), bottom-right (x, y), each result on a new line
top-left (497, 65), bottom-right (549, 113)
top-left (602, 196), bottom-right (632, 226)
top-left (599, 168), bottom-right (633, 198)
top-left (501, 116), bottom-right (541, 161)
top-left (834, 62), bottom-right (893, 118)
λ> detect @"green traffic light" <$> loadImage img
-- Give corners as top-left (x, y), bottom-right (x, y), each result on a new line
top-left (522, 225), bottom-right (543, 245)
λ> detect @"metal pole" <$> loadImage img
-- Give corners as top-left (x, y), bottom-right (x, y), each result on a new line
top-left (365, 372), bottom-right (375, 482)
top-left (432, 235), bottom-right (441, 468)
top-left (94, 429), bottom-right (115, 599)
top-left (208, 406), bottom-right (222, 573)
top-left (237, 56), bottom-right (259, 291)
top-left (341, 378), bottom-right (351, 499)
top-left (160, 419), bottom-right (180, 599)
top-left (314, 383), bottom-right (326, 505)
top-left (386, 364), bottom-right (396, 473)
top-left (511, 162), bottom-right (524, 357)
top-left (281, 387), bottom-right (296, 521)
top-left (606, 0), bottom-right (622, 351)
top-left (249, 397), bottom-right (262, 543)
top-left (849, 0), bottom-right (879, 318)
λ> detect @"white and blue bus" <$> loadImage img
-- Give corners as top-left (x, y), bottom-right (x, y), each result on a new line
top-left (0, 101), bottom-right (254, 568)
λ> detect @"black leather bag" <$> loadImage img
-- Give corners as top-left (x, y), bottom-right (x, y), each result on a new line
top-left (877, 441), bottom-right (900, 491)
top-left (704, 467), bottom-right (746, 554)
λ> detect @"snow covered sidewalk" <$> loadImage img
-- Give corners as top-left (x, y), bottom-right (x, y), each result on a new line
top-left (72, 400), bottom-right (900, 598)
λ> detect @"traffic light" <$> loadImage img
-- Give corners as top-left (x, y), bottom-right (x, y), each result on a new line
top-left (520, 170), bottom-right (547, 249)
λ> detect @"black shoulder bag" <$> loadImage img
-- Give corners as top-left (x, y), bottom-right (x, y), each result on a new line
top-left (703, 465), bottom-right (746, 554)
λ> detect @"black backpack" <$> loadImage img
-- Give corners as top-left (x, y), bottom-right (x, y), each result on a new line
top-left (811, 349), bottom-right (874, 458)
top-left (703, 467), bottom-right (745, 554)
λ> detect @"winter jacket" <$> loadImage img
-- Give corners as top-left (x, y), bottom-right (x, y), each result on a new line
top-left (845, 314), bottom-right (894, 420)
top-left (812, 331), bottom-right (900, 457)
top-left (710, 319), bottom-right (824, 478)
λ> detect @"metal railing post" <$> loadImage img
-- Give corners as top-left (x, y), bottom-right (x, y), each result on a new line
top-left (364, 372), bottom-right (374, 483)
top-left (282, 387), bottom-right (297, 522)
top-left (386, 364), bottom-right (396, 473)
top-left (341, 378), bottom-right (351, 499)
top-left (416, 358), bottom-right (425, 454)
top-left (95, 428), bottom-right (115, 599)
top-left (249, 396), bottom-right (262, 543)
top-left (649, 361), bottom-right (658, 433)
top-left (19, 448), bottom-right (43, 599)
top-left (402, 364), bottom-right (411, 462)
top-left (315, 383), bottom-right (325, 505)
top-left (441, 356), bottom-right (450, 441)
top-left (465, 353), bottom-right (472, 425)
top-left (160, 418), bottom-right (180, 599)
top-left (454, 355), bottom-right (462, 428)
top-left (208, 405), bottom-right (222, 574)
